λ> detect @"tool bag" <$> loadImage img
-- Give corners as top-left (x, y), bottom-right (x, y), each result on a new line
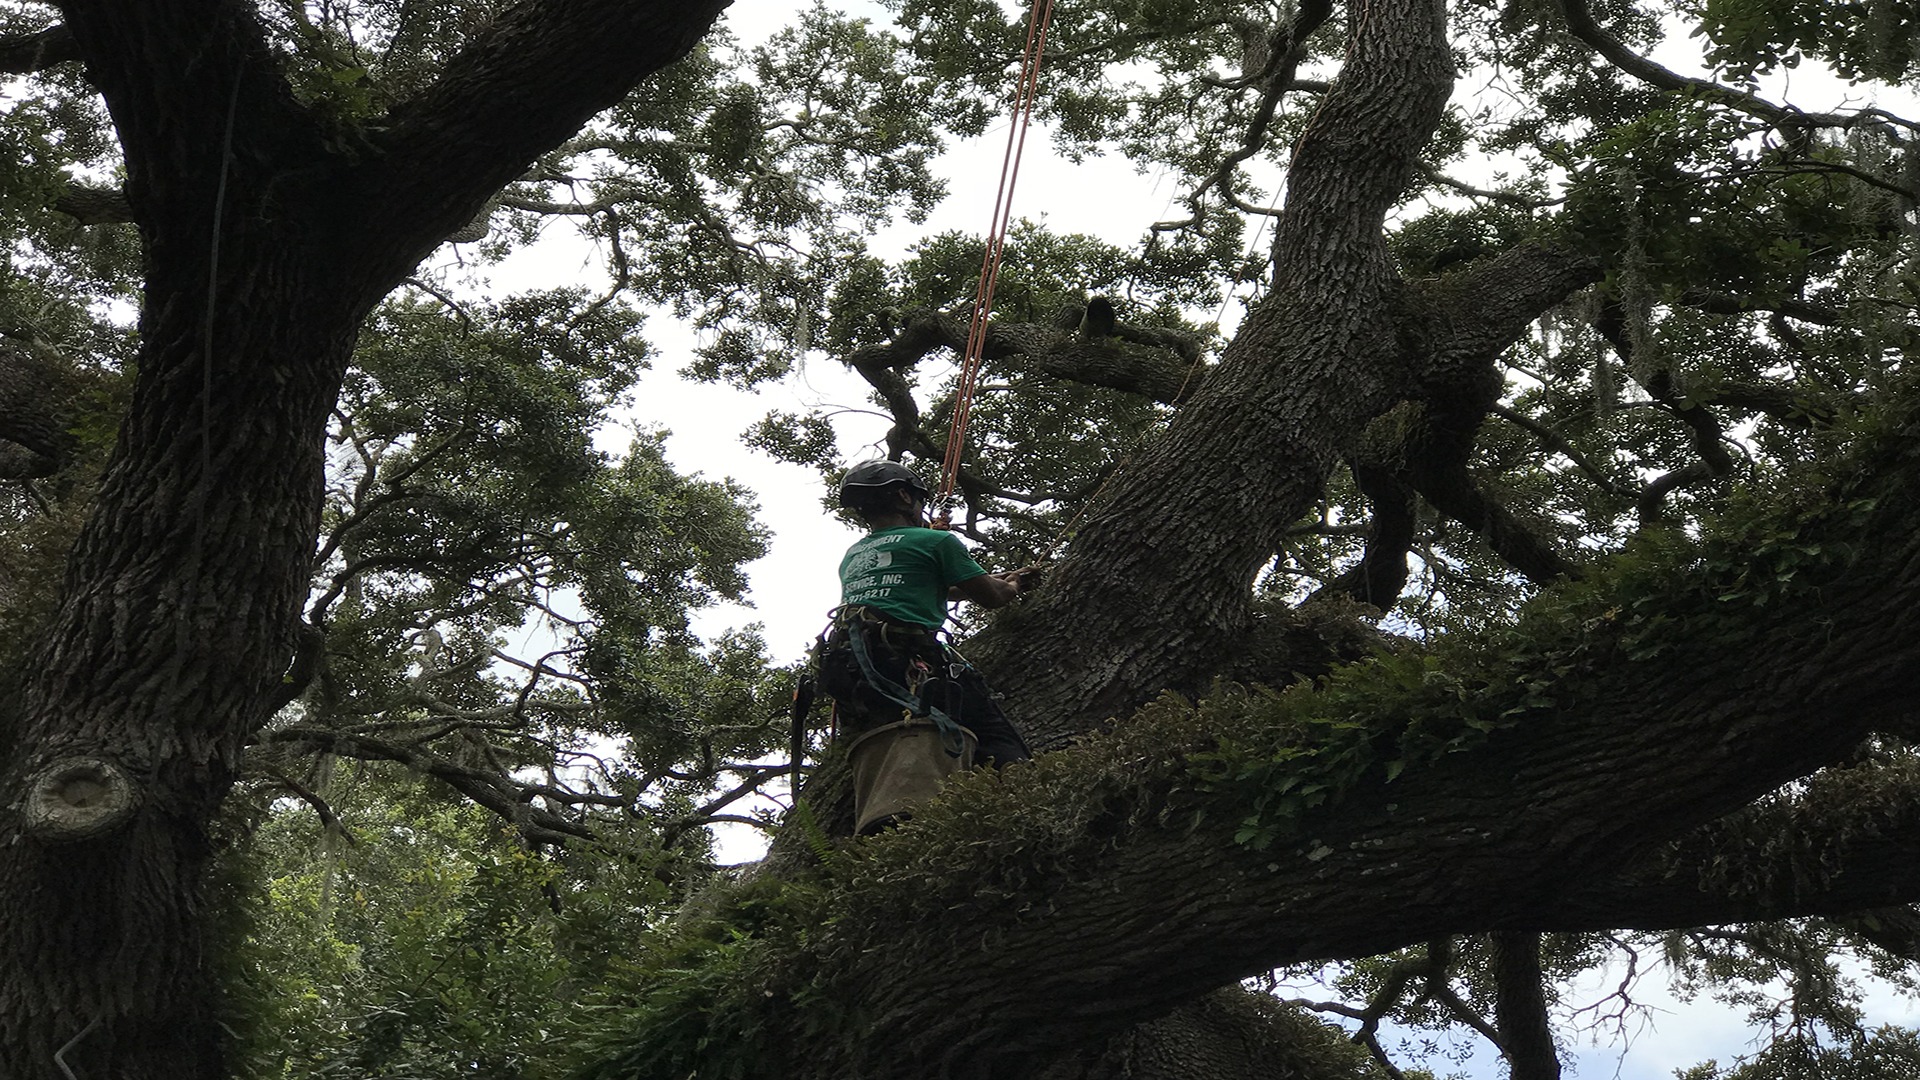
top-left (845, 718), bottom-right (977, 834)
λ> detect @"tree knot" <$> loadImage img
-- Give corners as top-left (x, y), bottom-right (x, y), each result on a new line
top-left (21, 755), bottom-right (138, 843)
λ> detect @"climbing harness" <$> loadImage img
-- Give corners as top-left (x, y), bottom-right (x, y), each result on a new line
top-left (807, 607), bottom-right (976, 753)
top-left (936, 0), bottom-right (1059, 517)
top-left (837, 608), bottom-right (972, 757)
top-left (797, 607), bottom-right (997, 832)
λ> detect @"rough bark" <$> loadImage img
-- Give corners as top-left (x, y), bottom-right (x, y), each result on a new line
top-left (0, 1), bottom-right (728, 1077)
top-left (968, 0), bottom-right (1456, 746)
top-left (1490, 932), bottom-right (1560, 1080)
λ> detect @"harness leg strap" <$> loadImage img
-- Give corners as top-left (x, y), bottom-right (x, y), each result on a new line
top-left (847, 618), bottom-right (969, 757)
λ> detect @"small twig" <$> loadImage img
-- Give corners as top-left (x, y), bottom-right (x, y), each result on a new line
top-left (1417, 162), bottom-right (1564, 208)
top-left (259, 769), bottom-right (355, 844)
top-left (402, 277), bottom-right (474, 332)
top-left (1492, 404), bottom-right (1631, 498)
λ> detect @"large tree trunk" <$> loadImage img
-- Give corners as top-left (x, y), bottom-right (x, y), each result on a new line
top-left (0, 1), bottom-right (728, 1075)
top-left (965, 0), bottom-right (1603, 748)
top-left (0, 256), bottom-right (357, 1078)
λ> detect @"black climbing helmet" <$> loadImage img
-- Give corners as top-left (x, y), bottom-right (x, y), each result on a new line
top-left (839, 460), bottom-right (930, 508)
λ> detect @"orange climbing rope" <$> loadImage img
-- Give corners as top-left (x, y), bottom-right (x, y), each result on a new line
top-left (936, 0), bottom-right (1058, 516)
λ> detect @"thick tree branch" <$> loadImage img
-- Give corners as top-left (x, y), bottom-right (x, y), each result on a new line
top-left (1313, 465), bottom-right (1417, 609)
top-left (262, 621), bottom-right (325, 716)
top-left (847, 307), bottom-right (1205, 405)
top-left (1490, 932), bottom-right (1561, 1080)
top-left (1413, 245), bottom-right (1605, 389)
top-left (58, 0), bottom-right (332, 228)
top-left (728, 422), bottom-right (1920, 1078)
top-left (1551, 752), bottom-right (1920, 931)
top-left (1702, 382), bottom-right (1833, 428)
top-left (1391, 337), bottom-right (1585, 588)
top-left (1314, 247), bottom-right (1605, 600)
top-left (1328, 338), bottom-right (1583, 600)
top-left (1029, 345), bottom-right (1205, 402)
top-left (1554, 0), bottom-right (1886, 133)
top-left (1354, 948), bottom-right (1428, 1060)
top-left (1829, 905), bottom-right (1920, 963)
top-left (0, 25), bottom-right (79, 74)
top-left (839, 305), bottom-right (1209, 539)
top-left (974, 0), bottom-right (1460, 745)
top-left (48, 182), bottom-right (134, 226)
top-left (357, 0), bottom-right (732, 284)
top-left (1411, 460), bottom-right (1581, 585)
top-left (259, 726), bottom-right (598, 846)
top-left (1677, 289), bottom-right (1846, 327)
top-left (846, 333), bottom-right (931, 459)
top-left (0, 443), bottom-right (59, 480)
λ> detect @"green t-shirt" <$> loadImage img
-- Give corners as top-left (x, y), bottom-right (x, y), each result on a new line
top-left (838, 526), bottom-right (988, 629)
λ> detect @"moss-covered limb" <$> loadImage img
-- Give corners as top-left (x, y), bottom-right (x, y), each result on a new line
top-left (587, 421), bottom-right (1920, 1078)
top-left (1548, 753), bottom-right (1920, 931)
top-left (1035, 988), bottom-right (1390, 1080)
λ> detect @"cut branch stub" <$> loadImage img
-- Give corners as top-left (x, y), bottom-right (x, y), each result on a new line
top-left (49, 182), bottom-right (135, 226)
top-left (21, 756), bottom-right (138, 842)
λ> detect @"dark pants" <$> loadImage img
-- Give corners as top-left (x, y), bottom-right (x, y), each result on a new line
top-left (816, 615), bottom-right (1030, 767)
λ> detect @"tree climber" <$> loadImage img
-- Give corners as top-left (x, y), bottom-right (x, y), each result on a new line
top-left (813, 459), bottom-right (1036, 832)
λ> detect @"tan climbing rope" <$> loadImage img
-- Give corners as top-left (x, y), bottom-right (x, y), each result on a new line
top-left (936, 0), bottom-right (1059, 519)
